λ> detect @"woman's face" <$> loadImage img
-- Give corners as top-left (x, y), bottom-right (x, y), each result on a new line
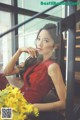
top-left (36, 29), bottom-right (54, 56)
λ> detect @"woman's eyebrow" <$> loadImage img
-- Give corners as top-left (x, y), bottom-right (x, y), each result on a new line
top-left (42, 38), bottom-right (50, 41)
top-left (43, 38), bottom-right (49, 40)
top-left (38, 36), bottom-right (50, 40)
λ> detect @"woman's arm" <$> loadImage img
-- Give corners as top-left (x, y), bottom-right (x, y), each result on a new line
top-left (3, 49), bottom-right (22, 76)
top-left (3, 47), bottom-right (37, 76)
top-left (33, 63), bottom-right (66, 111)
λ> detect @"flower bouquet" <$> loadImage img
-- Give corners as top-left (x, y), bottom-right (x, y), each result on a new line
top-left (0, 85), bottom-right (39, 120)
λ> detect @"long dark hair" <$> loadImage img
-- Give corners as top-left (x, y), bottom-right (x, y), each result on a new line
top-left (19, 23), bottom-right (61, 78)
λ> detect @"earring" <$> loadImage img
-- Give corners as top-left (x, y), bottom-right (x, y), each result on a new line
top-left (53, 49), bottom-right (55, 53)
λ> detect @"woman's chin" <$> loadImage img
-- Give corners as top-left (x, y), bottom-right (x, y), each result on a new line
top-left (37, 51), bottom-right (43, 54)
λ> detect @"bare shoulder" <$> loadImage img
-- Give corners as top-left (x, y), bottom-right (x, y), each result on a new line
top-left (48, 63), bottom-right (61, 76)
top-left (48, 63), bottom-right (60, 71)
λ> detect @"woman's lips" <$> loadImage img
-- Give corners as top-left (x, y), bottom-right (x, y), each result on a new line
top-left (36, 48), bottom-right (42, 51)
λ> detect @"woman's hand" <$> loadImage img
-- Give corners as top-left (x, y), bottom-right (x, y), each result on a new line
top-left (19, 47), bottom-right (37, 58)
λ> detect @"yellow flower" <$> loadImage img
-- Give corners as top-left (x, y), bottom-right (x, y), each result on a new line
top-left (25, 104), bottom-right (34, 113)
top-left (0, 85), bottom-right (39, 120)
top-left (33, 107), bottom-right (39, 117)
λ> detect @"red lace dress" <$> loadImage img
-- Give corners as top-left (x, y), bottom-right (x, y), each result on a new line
top-left (20, 60), bottom-right (54, 103)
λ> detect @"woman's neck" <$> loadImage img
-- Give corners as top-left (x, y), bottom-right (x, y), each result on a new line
top-left (43, 52), bottom-right (53, 61)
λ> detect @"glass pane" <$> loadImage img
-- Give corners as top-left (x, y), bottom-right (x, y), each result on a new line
top-left (18, 0), bottom-right (65, 18)
top-left (18, 0), bottom-right (62, 11)
top-left (0, 11), bottom-right (12, 71)
top-left (0, 0), bottom-right (11, 5)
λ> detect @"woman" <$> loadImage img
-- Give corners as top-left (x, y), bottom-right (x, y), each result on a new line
top-left (3, 23), bottom-right (66, 120)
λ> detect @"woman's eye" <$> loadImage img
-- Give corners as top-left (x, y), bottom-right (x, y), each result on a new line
top-left (44, 39), bottom-right (49, 42)
top-left (37, 38), bottom-right (49, 42)
top-left (37, 38), bottom-right (40, 41)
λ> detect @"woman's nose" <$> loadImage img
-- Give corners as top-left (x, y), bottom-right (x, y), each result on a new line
top-left (38, 40), bottom-right (43, 47)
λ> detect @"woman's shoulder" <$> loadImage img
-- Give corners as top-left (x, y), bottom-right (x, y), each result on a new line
top-left (48, 62), bottom-right (60, 75)
top-left (48, 62), bottom-right (59, 69)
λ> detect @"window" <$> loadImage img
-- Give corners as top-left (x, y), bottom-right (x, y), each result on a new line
top-left (0, 0), bottom-right (11, 5)
top-left (0, 11), bottom-right (12, 70)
